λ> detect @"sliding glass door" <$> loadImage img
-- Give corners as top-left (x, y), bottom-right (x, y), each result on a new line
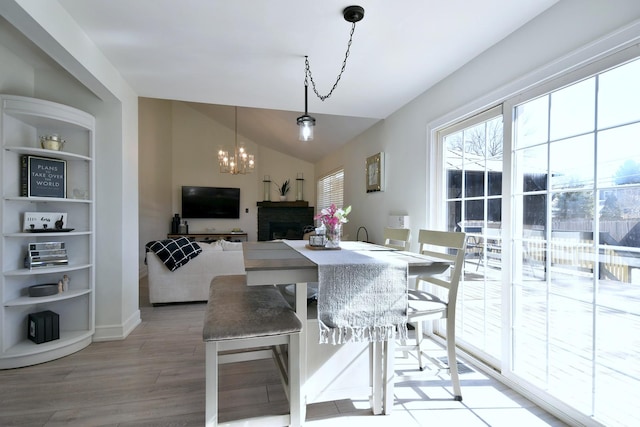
top-left (439, 53), bottom-right (640, 426)
top-left (510, 56), bottom-right (640, 426)
top-left (442, 106), bottom-right (504, 363)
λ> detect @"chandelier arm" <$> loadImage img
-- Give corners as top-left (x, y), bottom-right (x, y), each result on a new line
top-left (305, 22), bottom-right (357, 101)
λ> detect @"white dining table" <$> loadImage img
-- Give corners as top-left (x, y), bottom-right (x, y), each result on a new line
top-left (242, 240), bottom-right (448, 425)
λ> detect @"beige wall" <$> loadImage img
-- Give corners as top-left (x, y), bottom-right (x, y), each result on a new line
top-left (139, 98), bottom-right (173, 275)
top-left (138, 99), bottom-right (315, 274)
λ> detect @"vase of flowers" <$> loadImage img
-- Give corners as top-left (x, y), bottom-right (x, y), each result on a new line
top-left (314, 204), bottom-right (351, 248)
top-left (276, 179), bottom-right (291, 201)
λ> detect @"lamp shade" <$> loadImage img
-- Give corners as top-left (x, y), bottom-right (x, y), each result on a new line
top-left (297, 114), bottom-right (315, 141)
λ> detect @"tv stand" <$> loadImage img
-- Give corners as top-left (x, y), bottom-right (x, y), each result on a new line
top-left (167, 232), bottom-right (248, 243)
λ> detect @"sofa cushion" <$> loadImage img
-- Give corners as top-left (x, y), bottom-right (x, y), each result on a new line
top-left (146, 237), bottom-right (202, 271)
top-left (221, 240), bottom-right (243, 251)
top-left (202, 241), bottom-right (223, 251)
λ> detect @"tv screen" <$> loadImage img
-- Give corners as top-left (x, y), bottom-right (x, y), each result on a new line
top-left (181, 186), bottom-right (240, 219)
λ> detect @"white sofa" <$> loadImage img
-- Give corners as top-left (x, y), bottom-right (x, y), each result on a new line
top-left (146, 240), bottom-right (245, 304)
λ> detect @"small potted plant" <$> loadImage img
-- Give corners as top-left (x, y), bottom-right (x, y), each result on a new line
top-left (276, 179), bottom-right (291, 201)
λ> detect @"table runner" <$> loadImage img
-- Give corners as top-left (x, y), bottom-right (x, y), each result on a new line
top-left (286, 240), bottom-right (409, 345)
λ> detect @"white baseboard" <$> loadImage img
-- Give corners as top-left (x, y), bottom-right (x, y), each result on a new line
top-left (93, 309), bottom-right (142, 342)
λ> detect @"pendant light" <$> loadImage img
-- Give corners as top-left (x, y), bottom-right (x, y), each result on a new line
top-left (296, 5), bottom-right (364, 141)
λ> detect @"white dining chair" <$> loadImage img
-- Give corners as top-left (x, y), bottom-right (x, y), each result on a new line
top-left (397, 229), bottom-right (467, 401)
top-left (383, 227), bottom-right (411, 250)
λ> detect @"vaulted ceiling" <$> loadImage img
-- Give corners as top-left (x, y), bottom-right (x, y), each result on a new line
top-left (53, 0), bottom-right (558, 162)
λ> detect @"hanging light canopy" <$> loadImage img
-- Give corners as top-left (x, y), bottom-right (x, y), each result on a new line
top-left (218, 106), bottom-right (255, 174)
top-left (296, 5), bottom-right (364, 141)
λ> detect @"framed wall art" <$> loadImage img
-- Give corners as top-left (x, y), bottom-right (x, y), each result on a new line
top-left (366, 152), bottom-right (384, 193)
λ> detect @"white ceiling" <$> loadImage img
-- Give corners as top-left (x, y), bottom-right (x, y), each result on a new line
top-left (55, 0), bottom-right (558, 162)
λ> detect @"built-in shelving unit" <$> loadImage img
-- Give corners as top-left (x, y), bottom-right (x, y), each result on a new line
top-left (0, 95), bottom-right (95, 369)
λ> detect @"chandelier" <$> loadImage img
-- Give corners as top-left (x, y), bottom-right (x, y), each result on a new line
top-left (296, 5), bottom-right (365, 141)
top-left (218, 106), bottom-right (255, 174)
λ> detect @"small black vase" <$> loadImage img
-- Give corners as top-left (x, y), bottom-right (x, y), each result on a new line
top-left (171, 214), bottom-right (181, 234)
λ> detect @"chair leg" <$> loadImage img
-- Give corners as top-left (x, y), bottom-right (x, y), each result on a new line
top-left (446, 319), bottom-right (462, 401)
top-left (475, 249), bottom-right (483, 271)
top-left (400, 336), bottom-right (409, 359)
top-left (416, 320), bottom-right (425, 371)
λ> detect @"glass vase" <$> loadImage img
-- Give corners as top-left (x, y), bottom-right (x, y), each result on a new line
top-left (325, 224), bottom-right (342, 248)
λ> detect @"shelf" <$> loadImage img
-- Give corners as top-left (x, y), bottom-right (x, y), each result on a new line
top-left (1, 94), bottom-right (95, 369)
top-left (4, 263), bottom-right (92, 277)
top-left (3, 231), bottom-right (91, 238)
top-left (257, 201), bottom-right (309, 207)
top-left (167, 232), bottom-right (248, 242)
top-left (1, 330), bottom-right (93, 359)
top-left (2, 95), bottom-right (94, 131)
top-left (4, 146), bottom-right (91, 162)
top-left (4, 289), bottom-right (91, 307)
top-left (3, 196), bottom-right (92, 204)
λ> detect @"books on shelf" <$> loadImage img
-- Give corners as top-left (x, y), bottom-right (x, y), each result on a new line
top-left (20, 155), bottom-right (67, 198)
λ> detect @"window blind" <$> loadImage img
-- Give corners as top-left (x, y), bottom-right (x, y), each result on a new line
top-left (316, 169), bottom-right (344, 215)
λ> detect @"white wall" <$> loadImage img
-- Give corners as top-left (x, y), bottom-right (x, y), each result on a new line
top-left (317, 0), bottom-right (640, 251)
top-left (0, 36), bottom-right (34, 94)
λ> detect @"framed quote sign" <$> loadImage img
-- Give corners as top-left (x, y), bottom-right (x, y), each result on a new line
top-left (366, 152), bottom-right (384, 193)
top-left (20, 155), bottom-right (67, 198)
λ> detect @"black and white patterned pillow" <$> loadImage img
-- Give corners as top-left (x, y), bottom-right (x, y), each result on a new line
top-left (146, 237), bottom-right (202, 271)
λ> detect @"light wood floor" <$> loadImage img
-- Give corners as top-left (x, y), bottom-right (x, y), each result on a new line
top-left (0, 278), bottom-right (569, 427)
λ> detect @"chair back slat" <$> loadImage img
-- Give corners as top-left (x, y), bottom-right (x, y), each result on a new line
top-left (383, 227), bottom-right (411, 251)
top-left (419, 249), bottom-right (457, 263)
top-left (421, 275), bottom-right (452, 290)
top-left (416, 229), bottom-right (467, 296)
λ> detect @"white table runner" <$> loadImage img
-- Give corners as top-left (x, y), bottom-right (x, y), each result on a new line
top-left (286, 240), bottom-right (409, 344)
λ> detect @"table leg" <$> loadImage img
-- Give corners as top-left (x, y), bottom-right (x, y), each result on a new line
top-left (383, 339), bottom-right (395, 414)
top-left (293, 282), bottom-right (308, 425)
top-left (371, 342), bottom-right (382, 414)
top-left (371, 339), bottom-right (395, 415)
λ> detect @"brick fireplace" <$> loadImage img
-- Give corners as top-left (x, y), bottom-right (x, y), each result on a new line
top-left (257, 201), bottom-right (314, 241)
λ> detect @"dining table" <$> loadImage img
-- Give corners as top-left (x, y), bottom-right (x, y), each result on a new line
top-left (242, 239), bottom-right (449, 425)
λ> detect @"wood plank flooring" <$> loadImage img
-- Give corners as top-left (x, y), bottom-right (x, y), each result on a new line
top-left (0, 278), bottom-right (570, 426)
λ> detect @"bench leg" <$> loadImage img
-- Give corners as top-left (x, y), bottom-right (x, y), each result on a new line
top-left (289, 333), bottom-right (302, 427)
top-left (293, 282), bottom-right (308, 426)
top-left (205, 341), bottom-right (219, 427)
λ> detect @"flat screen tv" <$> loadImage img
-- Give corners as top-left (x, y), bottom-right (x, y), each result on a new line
top-left (181, 186), bottom-right (240, 219)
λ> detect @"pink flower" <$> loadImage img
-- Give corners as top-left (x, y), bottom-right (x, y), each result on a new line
top-left (314, 204), bottom-right (351, 229)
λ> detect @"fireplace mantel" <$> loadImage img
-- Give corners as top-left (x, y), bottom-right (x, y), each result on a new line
top-left (256, 201), bottom-right (309, 208)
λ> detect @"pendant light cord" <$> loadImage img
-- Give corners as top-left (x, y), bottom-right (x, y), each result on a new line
top-left (305, 21), bottom-right (357, 101)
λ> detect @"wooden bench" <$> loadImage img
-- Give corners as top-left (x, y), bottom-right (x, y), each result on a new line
top-left (203, 274), bottom-right (303, 427)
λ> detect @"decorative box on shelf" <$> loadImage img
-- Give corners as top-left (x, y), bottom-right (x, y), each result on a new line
top-left (24, 241), bottom-right (68, 269)
top-left (23, 212), bottom-right (70, 232)
top-left (28, 310), bottom-right (60, 344)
